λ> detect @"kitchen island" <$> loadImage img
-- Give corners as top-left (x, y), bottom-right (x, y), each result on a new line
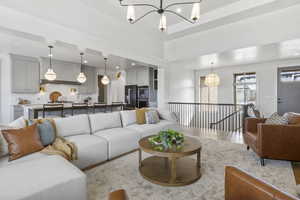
top-left (15, 103), bottom-right (125, 120)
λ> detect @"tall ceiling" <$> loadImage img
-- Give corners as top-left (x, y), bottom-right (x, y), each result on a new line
top-left (0, 0), bottom-right (300, 68)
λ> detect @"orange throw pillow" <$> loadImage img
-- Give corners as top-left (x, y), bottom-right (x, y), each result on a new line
top-left (136, 108), bottom-right (149, 124)
top-left (2, 124), bottom-right (44, 161)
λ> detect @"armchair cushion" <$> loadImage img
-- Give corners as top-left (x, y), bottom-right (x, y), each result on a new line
top-left (245, 118), bottom-right (266, 134)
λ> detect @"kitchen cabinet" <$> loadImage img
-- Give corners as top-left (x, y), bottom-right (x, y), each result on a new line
top-left (78, 66), bottom-right (97, 94)
top-left (40, 58), bottom-right (80, 83)
top-left (126, 67), bottom-right (149, 86)
top-left (11, 54), bottom-right (40, 93)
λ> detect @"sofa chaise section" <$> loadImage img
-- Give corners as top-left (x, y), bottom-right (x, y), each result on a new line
top-left (0, 155), bottom-right (87, 200)
top-left (89, 112), bottom-right (140, 159)
top-left (54, 114), bottom-right (108, 169)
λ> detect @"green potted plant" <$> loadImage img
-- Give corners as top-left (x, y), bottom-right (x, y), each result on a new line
top-left (148, 129), bottom-right (184, 151)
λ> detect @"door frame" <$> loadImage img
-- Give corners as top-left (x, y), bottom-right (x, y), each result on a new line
top-left (277, 65), bottom-right (300, 115)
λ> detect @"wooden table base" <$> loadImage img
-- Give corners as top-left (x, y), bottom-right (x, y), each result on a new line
top-left (139, 156), bottom-right (201, 186)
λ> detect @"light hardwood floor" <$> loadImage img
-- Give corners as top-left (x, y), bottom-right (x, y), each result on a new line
top-left (182, 127), bottom-right (300, 185)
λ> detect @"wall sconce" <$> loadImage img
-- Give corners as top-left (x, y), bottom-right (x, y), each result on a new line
top-left (39, 87), bottom-right (46, 95)
top-left (70, 88), bottom-right (77, 95)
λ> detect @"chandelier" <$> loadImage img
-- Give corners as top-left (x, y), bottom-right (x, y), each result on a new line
top-left (119, 0), bottom-right (202, 32)
top-left (77, 52), bottom-right (87, 83)
top-left (204, 62), bottom-right (220, 87)
top-left (44, 45), bottom-right (57, 81)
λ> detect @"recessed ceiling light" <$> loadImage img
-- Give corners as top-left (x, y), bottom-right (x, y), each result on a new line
top-left (131, 62), bottom-right (136, 66)
top-left (116, 65), bottom-right (120, 69)
top-left (176, 8), bottom-right (182, 13)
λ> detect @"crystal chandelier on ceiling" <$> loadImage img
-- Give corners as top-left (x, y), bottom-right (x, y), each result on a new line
top-left (119, 0), bottom-right (202, 32)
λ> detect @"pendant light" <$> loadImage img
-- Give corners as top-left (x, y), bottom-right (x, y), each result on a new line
top-left (44, 45), bottom-right (57, 81)
top-left (204, 62), bottom-right (220, 87)
top-left (191, 3), bottom-right (201, 22)
top-left (127, 5), bottom-right (136, 23)
top-left (159, 14), bottom-right (167, 32)
top-left (77, 52), bottom-right (87, 83)
top-left (101, 57), bottom-right (110, 85)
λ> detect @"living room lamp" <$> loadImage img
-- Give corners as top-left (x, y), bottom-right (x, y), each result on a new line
top-left (204, 62), bottom-right (220, 87)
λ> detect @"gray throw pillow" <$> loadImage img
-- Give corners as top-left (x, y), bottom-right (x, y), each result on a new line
top-left (145, 111), bottom-right (160, 124)
top-left (265, 112), bottom-right (288, 125)
top-left (28, 120), bottom-right (56, 146)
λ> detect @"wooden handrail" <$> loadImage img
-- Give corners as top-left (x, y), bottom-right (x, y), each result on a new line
top-left (168, 102), bottom-right (245, 106)
top-left (209, 108), bottom-right (243, 129)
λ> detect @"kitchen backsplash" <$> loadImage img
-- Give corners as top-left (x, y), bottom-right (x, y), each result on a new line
top-left (12, 84), bottom-right (97, 105)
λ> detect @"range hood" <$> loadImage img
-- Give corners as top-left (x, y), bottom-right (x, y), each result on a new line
top-left (40, 79), bottom-right (81, 85)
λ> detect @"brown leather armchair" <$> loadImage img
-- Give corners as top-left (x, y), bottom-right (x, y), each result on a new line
top-left (244, 117), bottom-right (300, 166)
top-left (225, 166), bottom-right (298, 200)
top-left (109, 167), bottom-right (299, 200)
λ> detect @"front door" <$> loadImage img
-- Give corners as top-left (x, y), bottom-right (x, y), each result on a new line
top-left (277, 66), bottom-right (300, 115)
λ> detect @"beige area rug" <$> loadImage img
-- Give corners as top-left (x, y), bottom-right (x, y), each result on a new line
top-left (86, 137), bottom-right (296, 200)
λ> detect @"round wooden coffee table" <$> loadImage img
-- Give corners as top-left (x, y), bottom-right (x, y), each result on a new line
top-left (138, 135), bottom-right (202, 186)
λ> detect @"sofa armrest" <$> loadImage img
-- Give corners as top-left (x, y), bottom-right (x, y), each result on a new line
top-left (257, 124), bottom-right (300, 160)
top-left (225, 166), bottom-right (297, 200)
top-left (109, 189), bottom-right (128, 200)
top-left (245, 117), bottom-right (266, 133)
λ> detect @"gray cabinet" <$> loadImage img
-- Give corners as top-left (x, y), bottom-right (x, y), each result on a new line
top-left (40, 58), bottom-right (80, 82)
top-left (11, 54), bottom-right (40, 93)
top-left (79, 66), bottom-right (97, 94)
top-left (126, 67), bottom-right (149, 86)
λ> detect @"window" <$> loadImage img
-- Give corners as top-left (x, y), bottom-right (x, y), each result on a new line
top-left (280, 69), bottom-right (300, 82)
top-left (234, 73), bottom-right (256, 105)
top-left (199, 76), bottom-right (218, 103)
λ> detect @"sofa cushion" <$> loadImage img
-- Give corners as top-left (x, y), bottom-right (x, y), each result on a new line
top-left (120, 110), bottom-right (136, 127)
top-left (145, 110), bottom-right (160, 124)
top-left (2, 124), bottom-right (44, 161)
top-left (283, 112), bottom-right (300, 125)
top-left (0, 118), bottom-right (27, 158)
top-left (127, 120), bottom-right (178, 138)
top-left (94, 128), bottom-right (140, 159)
top-left (0, 152), bottom-right (48, 167)
top-left (54, 114), bottom-right (91, 137)
top-left (28, 119), bottom-right (56, 146)
top-left (89, 112), bottom-right (122, 133)
top-left (265, 113), bottom-right (288, 125)
top-left (0, 155), bottom-right (87, 200)
top-left (65, 135), bottom-right (108, 169)
top-left (157, 109), bottom-right (178, 123)
top-left (136, 108), bottom-right (148, 124)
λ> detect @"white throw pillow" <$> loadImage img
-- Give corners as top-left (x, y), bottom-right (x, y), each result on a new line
top-left (157, 109), bottom-right (178, 122)
top-left (265, 112), bottom-right (288, 125)
top-left (120, 110), bottom-right (137, 127)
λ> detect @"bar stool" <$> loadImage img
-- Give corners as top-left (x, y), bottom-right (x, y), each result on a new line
top-left (93, 102), bottom-right (106, 113)
top-left (111, 102), bottom-right (124, 112)
top-left (42, 104), bottom-right (64, 118)
top-left (71, 103), bottom-right (89, 116)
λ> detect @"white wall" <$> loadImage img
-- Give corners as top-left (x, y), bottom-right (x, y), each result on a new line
top-left (0, 54), bottom-right (13, 124)
top-left (165, 64), bottom-right (196, 103)
top-left (195, 58), bottom-right (300, 117)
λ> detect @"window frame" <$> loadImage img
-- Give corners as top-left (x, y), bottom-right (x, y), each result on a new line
top-left (233, 72), bottom-right (257, 105)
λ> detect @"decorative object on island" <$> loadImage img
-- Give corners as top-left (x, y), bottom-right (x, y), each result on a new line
top-left (119, 0), bottom-right (201, 32)
top-left (204, 62), bottom-right (220, 87)
top-left (101, 57), bottom-right (110, 85)
top-left (148, 129), bottom-right (184, 151)
top-left (77, 53), bottom-right (87, 83)
top-left (44, 45), bottom-right (57, 81)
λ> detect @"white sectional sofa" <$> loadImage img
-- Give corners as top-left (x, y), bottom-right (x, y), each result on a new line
top-left (0, 109), bottom-right (179, 200)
